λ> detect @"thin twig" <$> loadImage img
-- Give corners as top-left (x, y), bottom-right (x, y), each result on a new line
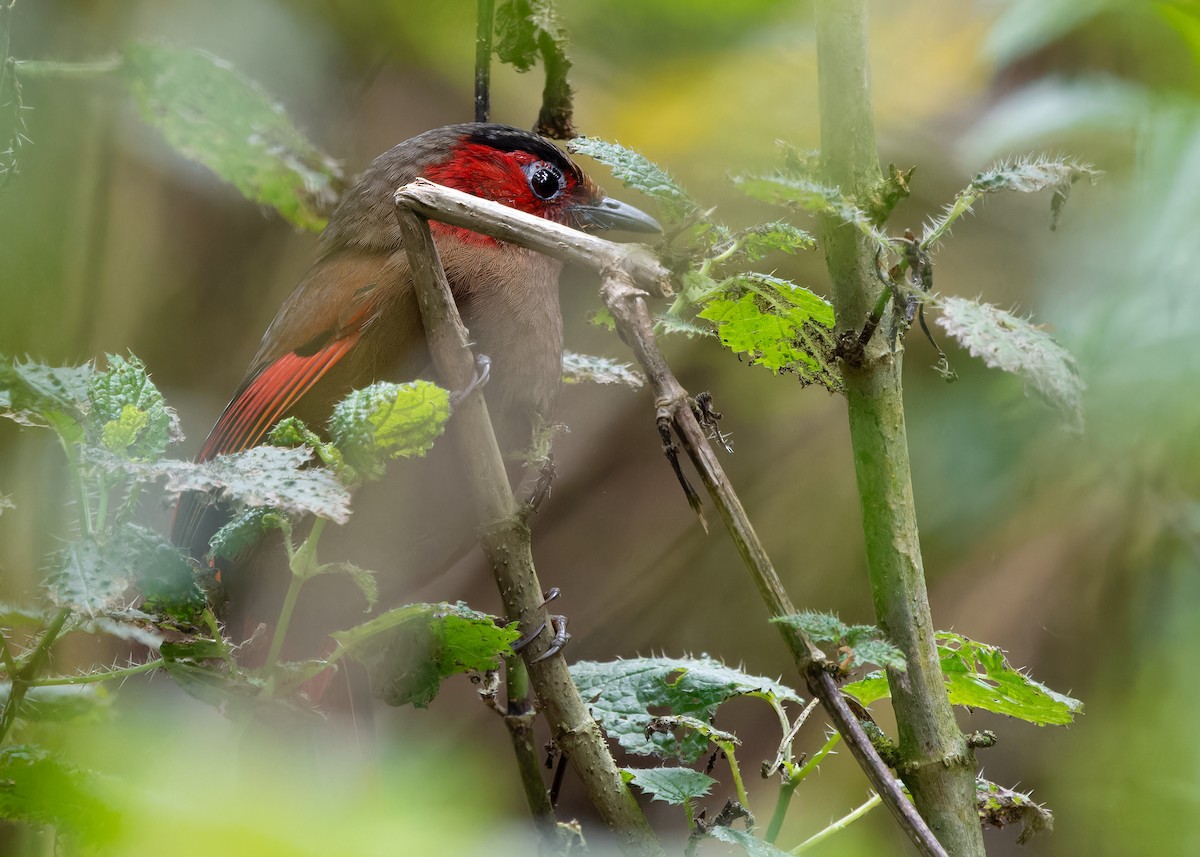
top-left (392, 196), bottom-right (664, 857)
top-left (474, 0), bottom-right (494, 123)
top-left (392, 178), bottom-right (947, 857)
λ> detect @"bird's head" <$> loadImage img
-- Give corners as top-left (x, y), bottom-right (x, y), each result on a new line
top-left (419, 123), bottom-right (661, 240)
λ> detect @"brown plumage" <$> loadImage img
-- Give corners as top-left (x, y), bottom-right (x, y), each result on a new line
top-left (172, 122), bottom-right (659, 562)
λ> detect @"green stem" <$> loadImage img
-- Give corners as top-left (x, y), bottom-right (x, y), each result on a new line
top-left (791, 793), bottom-right (882, 854)
top-left (720, 741), bottom-right (751, 816)
top-left (94, 482), bottom-right (111, 533)
top-left (814, 2), bottom-right (981, 853)
top-left (794, 732), bottom-right (840, 786)
top-left (264, 518), bottom-right (326, 673)
top-left (0, 630), bottom-right (17, 678)
top-left (14, 57), bottom-right (122, 77)
top-left (60, 439), bottom-right (93, 537)
top-left (114, 481), bottom-right (143, 527)
top-left (0, 607), bottom-right (70, 743)
top-left (27, 658), bottom-right (160, 686)
top-left (765, 773), bottom-right (801, 844)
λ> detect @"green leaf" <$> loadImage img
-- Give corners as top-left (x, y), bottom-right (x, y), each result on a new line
top-left (120, 42), bottom-right (342, 232)
top-left (0, 684), bottom-right (110, 724)
top-left (160, 639), bottom-right (229, 661)
top-left (733, 174), bottom-right (891, 251)
top-left (332, 602), bottom-right (519, 709)
top-left (772, 611), bottom-right (906, 672)
top-left (934, 295), bottom-right (1085, 431)
top-left (46, 539), bottom-right (133, 617)
top-left (697, 287), bottom-right (840, 390)
top-left (969, 155), bottom-right (1100, 230)
top-left (561, 351), bottom-right (645, 388)
top-left (328, 381), bottom-right (450, 481)
top-left (87, 353), bottom-right (181, 459)
top-left (208, 507), bottom-right (285, 562)
top-left (569, 656), bottom-right (803, 762)
top-left (323, 562), bottom-right (379, 612)
top-left (844, 632), bottom-right (1084, 725)
top-left (0, 745), bottom-right (116, 843)
top-left (0, 601), bottom-right (45, 627)
top-left (0, 356), bottom-right (93, 442)
top-left (977, 777), bottom-right (1054, 844)
top-left (623, 766), bottom-right (715, 806)
top-left (721, 221), bottom-right (816, 266)
top-left (495, 0), bottom-right (565, 72)
top-left (707, 825), bottom-right (794, 857)
top-left (97, 445), bottom-right (353, 523)
top-left (568, 137), bottom-right (694, 222)
top-left (46, 524), bottom-right (203, 622)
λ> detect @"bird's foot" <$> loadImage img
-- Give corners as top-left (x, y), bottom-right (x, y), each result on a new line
top-left (450, 353), bottom-right (491, 406)
top-left (510, 588), bottom-right (571, 662)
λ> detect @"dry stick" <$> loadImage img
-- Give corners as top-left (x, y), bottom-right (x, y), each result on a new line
top-left (814, 2), bottom-right (982, 854)
top-left (392, 200), bottom-right (665, 857)
top-left (394, 179), bottom-right (947, 857)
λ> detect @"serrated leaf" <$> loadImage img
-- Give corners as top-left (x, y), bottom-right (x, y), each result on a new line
top-left (208, 507), bottom-right (285, 562)
top-left (623, 766), bottom-right (715, 806)
top-left (323, 562), bottom-right (378, 611)
top-left (120, 42), bottom-right (342, 232)
top-left (561, 351), bottom-right (645, 388)
top-left (707, 825), bottom-right (794, 857)
top-left (97, 445), bottom-right (352, 523)
top-left (47, 525), bottom-right (203, 622)
top-left (772, 611), bottom-right (906, 672)
top-left (569, 656), bottom-right (802, 763)
top-left (495, 0), bottom-right (557, 72)
top-left (844, 632), bottom-right (1083, 725)
top-left (721, 221), bottom-right (816, 266)
top-left (0, 745), bottom-right (116, 842)
top-left (935, 295), bottom-right (1085, 431)
top-left (328, 381), bottom-right (450, 481)
top-left (568, 137), bottom-right (694, 221)
top-left (0, 684), bottom-right (110, 724)
top-left (977, 777), bottom-right (1054, 844)
top-left (697, 288), bottom-right (840, 390)
top-left (0, 356), bottom-right (93, 442)
top-left (46, 539), bottom-right (133, 617)
top-left (733, 174), bottom-right (891, 251)
top-left (332, 602), bottom-right (519, 709)
top-left (87, 353), bottom-right (181, 460)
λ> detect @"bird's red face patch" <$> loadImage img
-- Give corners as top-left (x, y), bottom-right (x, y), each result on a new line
top-left (422, 139), bottom-right (600, 246)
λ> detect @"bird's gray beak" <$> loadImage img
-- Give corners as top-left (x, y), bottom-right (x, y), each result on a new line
top-left (571, 197), bottom-right (662, 235)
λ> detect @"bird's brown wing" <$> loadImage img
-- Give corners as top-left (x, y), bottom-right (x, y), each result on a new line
top-left (171, 250), bottom-right (416, 557)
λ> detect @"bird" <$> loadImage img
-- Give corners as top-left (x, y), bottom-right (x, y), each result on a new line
top-left (170, 122), bottom-right (661, 568)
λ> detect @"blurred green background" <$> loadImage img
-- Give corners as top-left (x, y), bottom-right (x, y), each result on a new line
top-left (2, 0), bottom-right (1198, 854)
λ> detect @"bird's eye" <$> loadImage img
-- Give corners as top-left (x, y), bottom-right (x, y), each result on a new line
top-left (528, 164), bottom-right (564, 200)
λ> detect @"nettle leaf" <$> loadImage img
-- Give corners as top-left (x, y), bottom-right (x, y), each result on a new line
top-left (0, 356), bottom-right (93, 442)
top-left (977, 777), bottom-right (1054, 844)
top-left (0, 745), bottom-right (116, 843)
top-left (562, 351), bottom-right (645, 388)
top-left (707, 825), bottom-right (794, 857)
top-left (724, 221), bottom-right (816, 265)
top-left (655, 313), bottom-right (716, 339)
top-left (117, 523), bottom-right (206, 621)
top-left (328, 381), bottom-right (450, 482)
top-left (568, 137), bottom-right (695, 222)
top-left (623, 766), bottom-right (715, 806)
top-left (332, 602), bottom-right (519, 709)
top-left (86, 353), bottom-right (181, 460)
top-left (46, 539), bottom-right (133, 617)
top-left (495, 0), bottom-right (565, 70)
top-left (99, 445), bottom-right (352, 523)
top-left (935, 295), bottom-right (1085, 431)
top-left (844, 632), bottom-right (1083, 725)
top-left (121, 42), bottom-right (342, 232)
top-left (697, 281), bottom-right (840, 390)
top-left (773, 611), bottom-right (906, 672)
top-left (0, 684), bottom-right (110, 724)
top-left (734, 174), bottom-right (891, 252)
top-left (569, 656), bottom-right (802, 763)
top-left (208, 508), bottom-right (284, 562)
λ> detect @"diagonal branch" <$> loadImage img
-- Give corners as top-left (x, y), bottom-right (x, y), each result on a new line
top-left (393, 179), bottom-right (947, 857)
top-left (392, 196), bottom-right (664, 857)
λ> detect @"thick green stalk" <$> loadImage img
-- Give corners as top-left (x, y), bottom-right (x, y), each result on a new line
top-left (813, 2), bottom-right (983, 854)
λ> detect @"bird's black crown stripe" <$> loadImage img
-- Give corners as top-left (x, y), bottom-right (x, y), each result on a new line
top-left (463, 123), bottom-right (582, 181)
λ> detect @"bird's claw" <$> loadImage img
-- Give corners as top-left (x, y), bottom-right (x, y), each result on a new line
top-left (510, 589), bottom-right (570, 662)
top-left (450, 354), bottom-right (491, 406)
